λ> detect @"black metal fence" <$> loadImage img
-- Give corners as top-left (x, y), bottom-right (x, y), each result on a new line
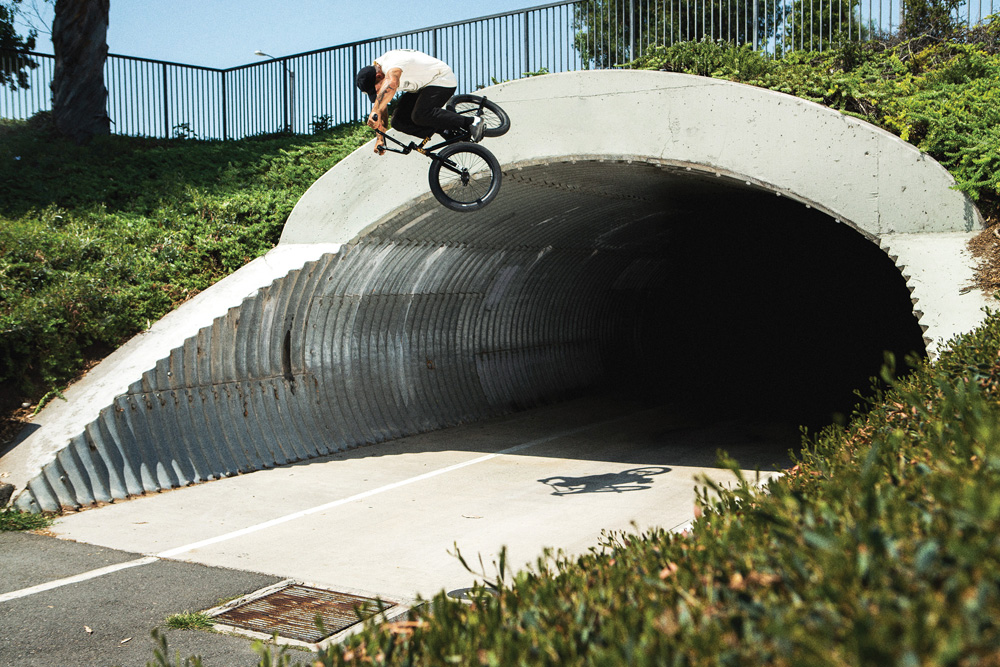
top-left (1, 0), bottom-right (995, 140)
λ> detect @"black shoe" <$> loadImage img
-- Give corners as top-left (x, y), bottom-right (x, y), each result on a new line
top-left (469, 116), bottom-right (485, 142)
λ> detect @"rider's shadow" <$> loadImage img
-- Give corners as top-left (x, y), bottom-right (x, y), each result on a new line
top-left (538, 466), bottom-right (671, 496)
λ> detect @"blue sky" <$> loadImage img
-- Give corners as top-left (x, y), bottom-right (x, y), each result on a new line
top-left (18, 0), bottom-right (550, 68)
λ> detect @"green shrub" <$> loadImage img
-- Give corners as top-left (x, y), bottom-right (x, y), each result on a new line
top-left (164, 612), bottom-right (215, 631)
top-left (0, 506), bottom-right (54, 531)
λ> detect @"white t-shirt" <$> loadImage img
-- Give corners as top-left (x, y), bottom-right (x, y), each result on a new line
top-left (375, 49), bottom-right (458, 91)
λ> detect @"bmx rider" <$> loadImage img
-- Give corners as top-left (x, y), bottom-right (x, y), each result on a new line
top-left (355, 49), bottom-right (485, 154)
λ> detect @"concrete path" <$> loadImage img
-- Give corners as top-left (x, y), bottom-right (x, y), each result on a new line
top-left (2, 396), bottom-right (795, 665)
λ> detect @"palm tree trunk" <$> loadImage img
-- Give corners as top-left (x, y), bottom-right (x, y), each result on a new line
top-left (51, 0), bottom-right (110, 142)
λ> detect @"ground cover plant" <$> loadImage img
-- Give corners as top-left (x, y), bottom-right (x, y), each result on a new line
top-left (5, 28), bottom-right (1000, 447)
top-left (0, 117), bottom-right (369, 441)
top-left (3, 29), bottom-right (1000, 441)
top-left (164, 612), bottom-right (215, 631)
top-left (0, 503), bottom-right (52, 531)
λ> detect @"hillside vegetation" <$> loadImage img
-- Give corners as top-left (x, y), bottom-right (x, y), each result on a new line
top-left (0, 119), bottom-right (370, 441)
top-left (4, 31), bottom-right (1000, 447)
top-left (4, 32), bottom-right (1000, 442)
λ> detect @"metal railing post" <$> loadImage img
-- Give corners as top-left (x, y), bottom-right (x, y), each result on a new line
top-left (281, 60), bottom-right (289, 133)
top-left (524, 11), bottom-right (530, 73)
top-left (221, 70), bottom-right (228, 141)
top-left (161, 62), bottom-right (169, 138)
top-left (752, 0), bottom-right (759, 50)
top-left (630, 0), bottom-right (636, 61)
top-left (352, 45), bottom-right (359, 121)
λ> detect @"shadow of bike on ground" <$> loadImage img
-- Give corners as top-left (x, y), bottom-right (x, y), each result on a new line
top-left (537, 466), bottom-right (671, 496)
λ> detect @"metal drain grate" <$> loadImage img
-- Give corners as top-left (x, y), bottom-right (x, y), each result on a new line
top-left (213, 583), bottom-right (393, 643)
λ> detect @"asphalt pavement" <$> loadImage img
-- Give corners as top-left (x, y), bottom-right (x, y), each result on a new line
top-left (1, 531), bottom-right (281, 666)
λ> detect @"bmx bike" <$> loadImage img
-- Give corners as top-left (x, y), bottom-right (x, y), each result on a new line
top-left (371, 94), bottom-right (510, 212)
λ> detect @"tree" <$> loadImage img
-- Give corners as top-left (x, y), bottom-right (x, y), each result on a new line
top-left (899, 0), bottom-right (964, 39)
top-left (782, 0), bottom-right (868, 52)
top-left (50, 0), bottom-right (109, 142)
top-left (0, 0), bottom-right (38, 90)
top-left (573, 0), bottom-right (787, 68)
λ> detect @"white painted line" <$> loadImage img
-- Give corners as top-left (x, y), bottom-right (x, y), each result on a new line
top-left (0, 417), bottom-right (626, 603)
top-left (0, 557), bottom-right (158, 603)
top-left (157, 418), bottom-right (623, 559)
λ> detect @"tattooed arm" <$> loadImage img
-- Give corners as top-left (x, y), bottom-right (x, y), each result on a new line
top-left (367, 67), bottom-right (400, 154)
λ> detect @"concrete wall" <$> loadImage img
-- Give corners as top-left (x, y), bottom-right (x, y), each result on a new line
top-left (2, 70), bottom-right (990, 512)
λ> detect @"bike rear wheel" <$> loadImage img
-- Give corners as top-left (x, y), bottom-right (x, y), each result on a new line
top-left (428, 142), bottom-right (502, 212)
top-left (445, 94), bottom-right (511, 138)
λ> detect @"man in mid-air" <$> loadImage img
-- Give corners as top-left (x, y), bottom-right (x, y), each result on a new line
top-left (356, 48), bottom-right (484, 154)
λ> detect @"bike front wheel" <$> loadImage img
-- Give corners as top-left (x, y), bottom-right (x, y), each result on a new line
top-left (428, 142), bottom-right (502, 212)
top-left (445, 94), bottom-right (511, 138)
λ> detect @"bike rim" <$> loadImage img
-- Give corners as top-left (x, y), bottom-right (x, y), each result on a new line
top-left (451, 102), bottom-right (503, 133)
top-left (438, 151), bottom-right (495, 205)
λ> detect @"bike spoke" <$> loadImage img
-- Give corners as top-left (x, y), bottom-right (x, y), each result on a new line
top-left (438, 152), bottom-right (493, 204)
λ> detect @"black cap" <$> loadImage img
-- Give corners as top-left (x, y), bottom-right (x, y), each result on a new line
top-left (356, 65), bottom-right (377, 103)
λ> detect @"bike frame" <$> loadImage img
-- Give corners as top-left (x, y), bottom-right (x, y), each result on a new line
top-left (372, 127), bottom-right (469, 178)
top-left (370, 95), bottom-right (489, 178)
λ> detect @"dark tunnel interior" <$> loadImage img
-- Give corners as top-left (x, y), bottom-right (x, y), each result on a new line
top-left (608, 185), bottom-right (928, 429)
top-left (366, 160), bottom-right (930, 434)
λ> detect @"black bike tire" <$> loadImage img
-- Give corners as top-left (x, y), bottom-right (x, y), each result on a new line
top-left (428, 142), bottom-right (502, 212)
top-left (445, 94), bottom-right (511, 138)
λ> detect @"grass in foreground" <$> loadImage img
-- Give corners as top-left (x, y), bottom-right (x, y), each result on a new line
top-left (164, 612), bottom-right (215, 631)
top-left (0, 506), bottom-right (54, 531)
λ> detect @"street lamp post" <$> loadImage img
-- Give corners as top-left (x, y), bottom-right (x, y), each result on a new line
top-left (254, 50), bottom-right (294, 133)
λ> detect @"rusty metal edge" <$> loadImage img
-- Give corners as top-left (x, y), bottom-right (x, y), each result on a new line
top-left (202, 579), bottom-right (416, 650)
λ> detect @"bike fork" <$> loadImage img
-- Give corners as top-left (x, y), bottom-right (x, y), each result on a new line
top-left (436, 155), bottom-right (470, 184)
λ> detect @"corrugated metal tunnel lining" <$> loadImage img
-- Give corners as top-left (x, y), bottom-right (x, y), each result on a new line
top-left (18, 160), bottom-right (927, 511)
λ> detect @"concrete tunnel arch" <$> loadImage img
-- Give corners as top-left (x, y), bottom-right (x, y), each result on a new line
top-left (3, 70), bottom-right (990, 512)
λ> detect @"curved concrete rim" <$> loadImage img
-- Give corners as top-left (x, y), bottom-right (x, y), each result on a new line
top-left (281, 69), bottom-right (982, 245)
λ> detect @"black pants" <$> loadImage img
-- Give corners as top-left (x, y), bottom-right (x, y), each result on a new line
top-left (391, 86), bottom-right (471, 139)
